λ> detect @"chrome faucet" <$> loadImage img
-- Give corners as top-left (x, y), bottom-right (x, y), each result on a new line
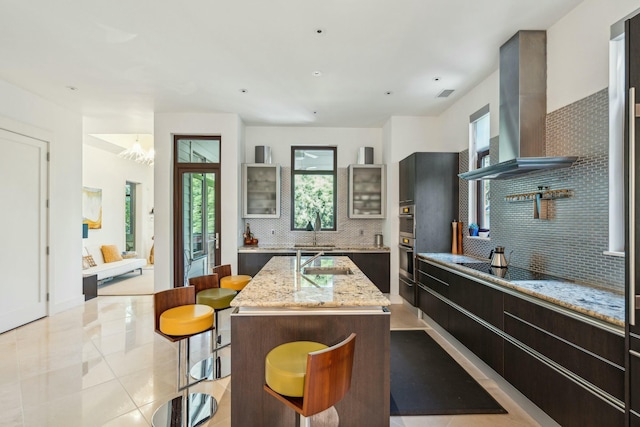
top-left (313, 212), bottom-right (321, 246)
top-left (297, 250), bottom-right (324, 272)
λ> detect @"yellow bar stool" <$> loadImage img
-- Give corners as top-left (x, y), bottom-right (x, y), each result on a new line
top-left (152, 286), bottom-right (217, 427)
top-left (188, 273), bottom-right (237, 380)
top-left (264, 333), bottom-right (357, 427)
top-left (212, 264), bottom-right (252, 292)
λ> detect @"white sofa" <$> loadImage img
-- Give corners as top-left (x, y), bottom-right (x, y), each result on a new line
top-left (84, 246), bottom-right (147, 282)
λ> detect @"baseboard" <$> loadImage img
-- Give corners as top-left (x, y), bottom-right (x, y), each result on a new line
top-left (49, 295), bottom-right (85, 315)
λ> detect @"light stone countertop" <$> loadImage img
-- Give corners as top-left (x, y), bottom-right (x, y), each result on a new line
top-left (238, 245), bottom-right (390, 253)
top-left (230, 255), bottom-right (391, 308)
top-left (418, 253), bottom-right (625, 328)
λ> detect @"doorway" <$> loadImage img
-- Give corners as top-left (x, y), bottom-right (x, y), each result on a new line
top-left (173, 135), bottom-right (221, 287)
top-left (0, 127), bottom-right (48, 333)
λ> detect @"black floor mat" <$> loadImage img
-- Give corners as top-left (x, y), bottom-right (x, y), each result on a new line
top-left (390, 330), bottom-right (507, 416)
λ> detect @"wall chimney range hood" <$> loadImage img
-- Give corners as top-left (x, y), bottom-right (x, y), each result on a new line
top-left (459, 31), bottom-right (577, 180)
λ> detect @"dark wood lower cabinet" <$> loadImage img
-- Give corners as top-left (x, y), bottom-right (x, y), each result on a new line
top-left (231, 309), bottom-right (390, 427)
top-left (505, 341), bottom-right (625, 427)
top-left (417, 259), bottom-right (627, 427)
top-left (417, 284), bottom-right (449, 330)
top-left (350, 252), bottom-right (390, 293)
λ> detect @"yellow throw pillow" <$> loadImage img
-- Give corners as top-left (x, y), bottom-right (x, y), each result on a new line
top-left (101, 245), bottom-right (123, 263)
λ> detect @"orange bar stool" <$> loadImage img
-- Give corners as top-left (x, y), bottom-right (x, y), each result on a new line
top-left (188, 273), bottom-right (237, 380)
top-left (264, 333), bottom-right (356, 427)
top-left (152, 286), bottom-right (217, 427)
top-left (212, 264), bottom-right (252, 292)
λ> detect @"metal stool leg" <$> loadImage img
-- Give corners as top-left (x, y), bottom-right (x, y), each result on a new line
top-left (153, 334), bottom-right (218, 426)
top-left (190, 307), bottom-right (232, 380)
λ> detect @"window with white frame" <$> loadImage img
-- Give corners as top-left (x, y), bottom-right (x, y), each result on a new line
top-left (608, 21), bottom-right (626, 254)
top-left (469, 105), bottom-right (490, 233)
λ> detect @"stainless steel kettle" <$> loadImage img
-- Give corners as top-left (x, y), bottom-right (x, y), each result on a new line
top-left (489, 246), bottom-right (512, 268)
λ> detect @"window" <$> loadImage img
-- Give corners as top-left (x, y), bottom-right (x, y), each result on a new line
top-left (608, 21), bottom-right (626, 254)
top-left (125, 182), bottom-right (136, 251)
top-left (291, 146), bottom-right (337, 231)
top-left (469, 106), bottom-right (490, 231)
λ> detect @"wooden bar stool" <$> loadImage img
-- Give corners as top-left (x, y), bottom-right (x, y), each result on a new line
top-left (264, 333), bottom-right (356, 427)
top-left (212, 264), bottom-right (252, 292)
top-left (188, 273), bottom-right (237, 380)
top-left (152, 286), bottom-right (217, 427)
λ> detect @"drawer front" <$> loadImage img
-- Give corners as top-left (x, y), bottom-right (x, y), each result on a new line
top-left (417, 284), bottom-right (449, 330)
top-left (504, 341), bottom-right (624, 427)
top-left (448, 273), bottom-right (503, 330)
top-left (504, 295), bottom-right (624, 366)
top-left (417, 259), bottom-right (451, 284)
top-left (399, 276), bottom-right (416, 306)
top-left (416, 268), bottom-right (449, 297)
top-left (504, 310), bottom-right (624, 401)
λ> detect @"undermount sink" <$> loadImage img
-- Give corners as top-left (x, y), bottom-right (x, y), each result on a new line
top-left (294, 244), bottom-right (335, 248)
top-left (302, 266), bottom-right (353, 275)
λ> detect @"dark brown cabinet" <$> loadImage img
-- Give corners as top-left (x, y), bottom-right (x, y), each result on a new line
top-left (627, 11), bottom-right (640, 427)
top-left (417, 258), bottom-right (626, 426)
top-left (350, 252), bottom-right (390, 293)
top-left (399, 155), bottom-right (415, 206)
top-left (238, 251), bottom-right (390, 293)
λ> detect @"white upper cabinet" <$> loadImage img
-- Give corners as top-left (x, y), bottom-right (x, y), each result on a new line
top-left (348, 164), bottom-right (386, 219)
top-left (242, 164), bottom-right (281, 218)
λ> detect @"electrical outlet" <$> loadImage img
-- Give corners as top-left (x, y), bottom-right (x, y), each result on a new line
top-left (271, 229), bottom-right (275, 235)
top-left (359, 229), bottom-right (364, 236)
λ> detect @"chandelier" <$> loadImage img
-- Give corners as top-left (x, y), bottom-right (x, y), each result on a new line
top-left (117, 137), bottom-right (154, 166)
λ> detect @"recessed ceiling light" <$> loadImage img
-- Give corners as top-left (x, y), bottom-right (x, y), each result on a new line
top-left (433, 77), bottom-right (441, 82)
top-left (239, 88), bottom-right (248, 93)
top-left (315, 28), bottom-right (325, 35)
top-left (384, 91), bottom-right (393, 95)
top-left (66, 86), bottom-right (78, 91)
top-left (312, 71), bottom-right (322, 77)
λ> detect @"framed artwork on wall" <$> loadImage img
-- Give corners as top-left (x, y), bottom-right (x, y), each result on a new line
top-left (82, 186), bottom-right (102, 229)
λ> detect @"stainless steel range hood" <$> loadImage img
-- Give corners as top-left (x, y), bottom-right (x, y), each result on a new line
top-left (459, 30), bottom-right (577, 180)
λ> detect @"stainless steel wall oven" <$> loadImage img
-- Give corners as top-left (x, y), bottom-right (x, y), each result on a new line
top-left (399, 205), bottom-right (416, 304)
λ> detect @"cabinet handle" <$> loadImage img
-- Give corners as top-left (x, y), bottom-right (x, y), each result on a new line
top-left (631, 87), bottom-right (638, 325)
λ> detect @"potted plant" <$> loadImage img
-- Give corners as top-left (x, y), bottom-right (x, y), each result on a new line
top-left (469, 223), bottom-right (479, 236)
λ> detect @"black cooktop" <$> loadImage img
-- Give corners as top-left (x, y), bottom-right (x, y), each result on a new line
top-left (455, 262), bottom-right (562, 282)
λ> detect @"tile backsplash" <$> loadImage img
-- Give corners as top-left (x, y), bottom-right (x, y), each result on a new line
top-left (243, 167), bottom-right (385, 248)
top-left (460, 88), bottom-right (625, 292)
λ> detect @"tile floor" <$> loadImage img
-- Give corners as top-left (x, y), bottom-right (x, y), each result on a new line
top-left (0, 295), bottom-right (559, 426)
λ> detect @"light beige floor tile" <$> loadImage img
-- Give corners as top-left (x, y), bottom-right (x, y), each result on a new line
top-left (22, 378), bottom-right (136, 427)
top-left (391, 415), bottom-right (452, 426)
top-left (0, 342), bottom-right (19, 386)
top-left (104, 341), bottom-right (176, 378)
top-left (0, 329), bottom-right (17, 346)
top-left (0, 381), bottom-right (23, 426)
top-left (101, 409), bottom-right (150, 427)
top-left (117, 359), bottom-right (178, 407)
top-left (90, 327), bottom-right (159, 357)
top-left (19, 355), bottom-right (115, 405)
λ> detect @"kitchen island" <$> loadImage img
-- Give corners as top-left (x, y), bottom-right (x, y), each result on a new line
top-left (230, 255), bottom-right (391, 427)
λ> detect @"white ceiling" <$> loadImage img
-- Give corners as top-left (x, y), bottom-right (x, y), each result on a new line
top-left (0, 0), bottom-right (583, 129)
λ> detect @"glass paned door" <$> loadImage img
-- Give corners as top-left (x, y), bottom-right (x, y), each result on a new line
top-left (125, 182), bottom-right (136, 251)
top-left (179, 171), bottom-right (219, 285)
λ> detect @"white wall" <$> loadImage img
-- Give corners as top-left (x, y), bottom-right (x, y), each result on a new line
top-left (547, 0), bottom-right (640, 112)
top-left (154, 113), bottom-right (243, 291)
top-left (0, 79), bottom-right (84, 314)
top-left (82, 141), bottom-right (154, 260)
top-left (244, 126), bottom-right (383, 166)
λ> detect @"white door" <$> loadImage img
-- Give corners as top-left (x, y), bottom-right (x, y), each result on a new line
top-left (0, 128), bottom-right (48, 333)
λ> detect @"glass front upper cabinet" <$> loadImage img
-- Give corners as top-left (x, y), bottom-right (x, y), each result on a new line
top-left (242, 164), bottom-right (281, 218)
top-left (348, 164), bottom-right (386, 218)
